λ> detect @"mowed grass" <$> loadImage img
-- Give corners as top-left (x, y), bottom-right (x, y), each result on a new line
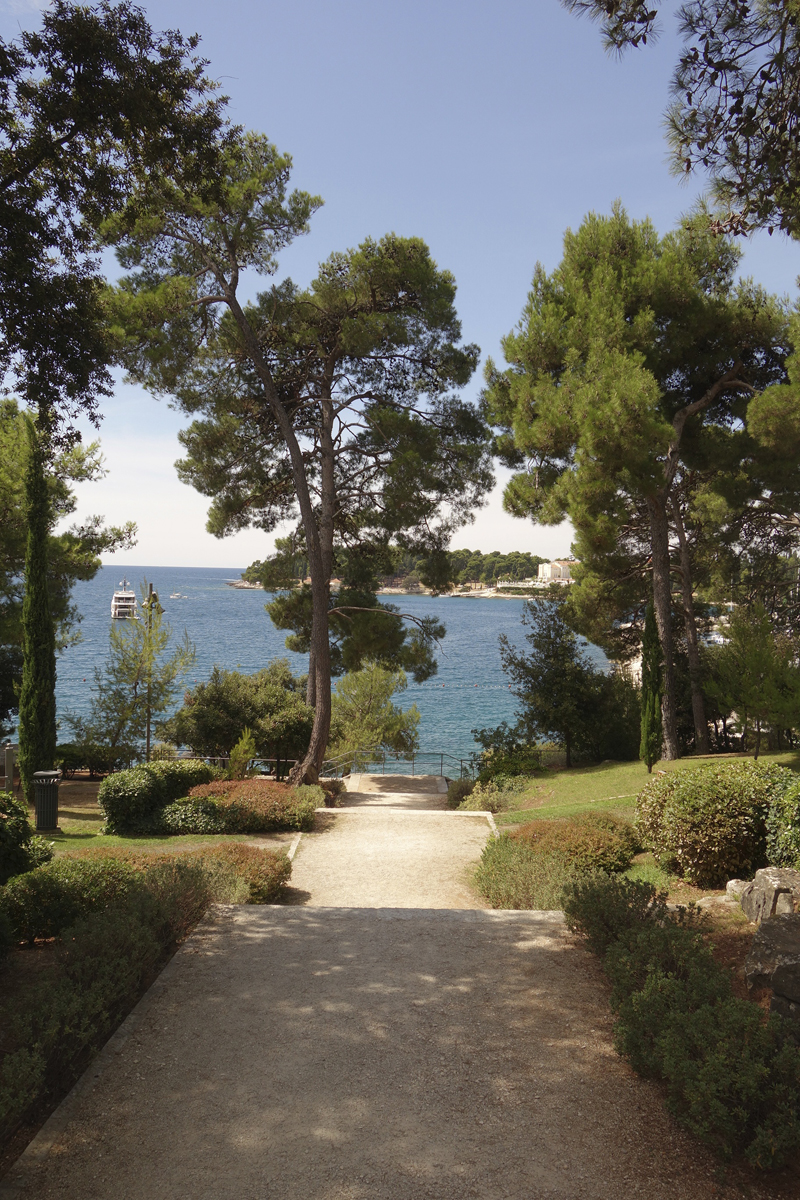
top-left (494, 750), bottom-right (800, 829)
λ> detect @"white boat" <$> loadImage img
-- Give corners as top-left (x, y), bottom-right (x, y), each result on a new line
top-left (111, 578), bottom-right (137, 620)
top-left (169, 591), bottom-right (186, 600)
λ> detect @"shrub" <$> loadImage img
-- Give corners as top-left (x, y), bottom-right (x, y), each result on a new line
top-left (475, 835), bottom-right (580, 909)
top-left (0, 789), bottom-right (53, 885)
top-left (634, 761), bottom-right (794, 886)
top-left (98, 759), bottom-right (221, 834)
top-left (159, 778), bottom-right (320, 835)
top-left (513, 813), bottom-right (638, 874)
top-left (766, 776), bottom-right (800, 867)
top-left (564, 873), bottom-right (800, 1169)
top-left (197, 844), bottom-right (291, 903)
top-left (447, 778), bottom-right (474, 808)
top-left (228, 727), bottom-right (257, 779)
top-left (458, 776), bottom-right (528, 813)
top-left (0, 858), bottom-right (139, 943)
top-left (476, 746), bottom-right (542, 783)
top-left (562, 875), bottom-right (668, 956)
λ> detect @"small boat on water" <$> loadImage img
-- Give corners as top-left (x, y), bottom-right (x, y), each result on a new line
top-left (169, 592), bottom-right (187, 600)
top-left (111, 578), bottom-right (137, 620)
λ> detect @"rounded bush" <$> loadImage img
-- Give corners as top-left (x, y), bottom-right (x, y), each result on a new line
top-left (513, 812), bottom-right (638, 874)
top-left (635, 761), bottom-right (794, 886)
top-left (98, 760), bottom-right (220, 834)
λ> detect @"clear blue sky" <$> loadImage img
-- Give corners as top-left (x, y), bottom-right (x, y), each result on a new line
top-left (4, 0), bottom-right (798, 566)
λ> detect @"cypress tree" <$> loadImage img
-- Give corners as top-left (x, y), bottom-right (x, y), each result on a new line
top-left (18, 417), bottom-right (57, 801)
top-left (639, 600), bottom-right (663, 773)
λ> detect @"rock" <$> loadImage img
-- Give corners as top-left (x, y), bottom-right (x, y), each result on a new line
top-left (770, 992), bottom-right (800, 1034)
top-left (726, 878), bottom-right (748, 900)
top-left (744, 913), bottom-right (800, 992)
top-left (739, 867), bottom-right (800, 924)
top-left (772, 960), bottom-right (800, 1005)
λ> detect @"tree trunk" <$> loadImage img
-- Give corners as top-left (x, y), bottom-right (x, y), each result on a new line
top-left (671, 498), bottom-right (710, 753)
top-left (647, 495), bottom-right (679, 759)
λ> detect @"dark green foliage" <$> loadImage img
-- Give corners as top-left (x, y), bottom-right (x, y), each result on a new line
top-left (639, 600), bottom-right (663, 771)
top-left (17, 419), bottom-right (57, 801)
top-left (0, 789), bottom-right (53, 885)
top-left (161, 662), bottom-right (313, 758)
top-left (766, 776), bottom-right (800, 868)
top-left (499, 598), bottom-right (640, 768)
top-left (1, 858), bottom-right (139, 943)
top-left (562, 875), bottom-right (668, 957)
top-left (635, 761), bottom-right (795, 885)
top-left (97, 759), bottom-right (220, 834)
top-left (513, 813), bottom-right (638, 875)
top-left (472, 721), bottom-right (542, 781)
top-left (563, 873), bottom-right (800, 1167)
top-left (475, 835), bottom-right (579, 910)
top-left (55, 742), bottom-right (132, 778)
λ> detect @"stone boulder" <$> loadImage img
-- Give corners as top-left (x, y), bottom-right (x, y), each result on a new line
top-left (745, 913), bottom-right (800, 1030)
top-left (739, 867), bottom-right (800, 925)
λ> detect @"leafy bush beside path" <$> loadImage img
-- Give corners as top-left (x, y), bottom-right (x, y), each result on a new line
top-left (563, 875), bottom-right (800, 1169)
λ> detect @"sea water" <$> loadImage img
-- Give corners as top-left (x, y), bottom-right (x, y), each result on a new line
top-left (53, 566), bottom-right (607, 760)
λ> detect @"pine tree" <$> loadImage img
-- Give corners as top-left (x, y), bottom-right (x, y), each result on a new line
top-left (639, 601), bottom-right (663, 773)
top-left (17, 418), bottom-right (57, 801)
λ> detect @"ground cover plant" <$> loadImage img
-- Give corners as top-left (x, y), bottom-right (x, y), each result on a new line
top-left (563, 875), bottom-right (800, 1170)
top-left (98, 759), bottom-right (220, 834)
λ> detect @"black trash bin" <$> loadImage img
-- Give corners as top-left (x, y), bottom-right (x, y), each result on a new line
top-left (33, 770), bottom-right (60, 832)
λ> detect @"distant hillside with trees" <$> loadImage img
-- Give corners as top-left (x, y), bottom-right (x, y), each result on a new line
top-left (242, 547), bottom-right (548, 591)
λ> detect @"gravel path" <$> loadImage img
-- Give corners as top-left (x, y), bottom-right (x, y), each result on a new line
top-left (4, 776), bottom-right (795, 1199)
top-left (6, 906), bottom-right (753, 1200)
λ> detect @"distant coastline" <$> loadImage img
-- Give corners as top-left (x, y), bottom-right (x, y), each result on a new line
top-left (226, 579), bottom-right (560, 599)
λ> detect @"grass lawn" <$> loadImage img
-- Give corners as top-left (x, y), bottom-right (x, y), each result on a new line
top-left (495, 750), bottom-right (800, 828)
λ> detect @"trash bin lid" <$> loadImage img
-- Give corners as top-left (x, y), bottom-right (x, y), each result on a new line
top-left (33, 770), bottom-right (61, 782)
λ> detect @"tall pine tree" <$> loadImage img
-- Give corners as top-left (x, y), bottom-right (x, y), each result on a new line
top-left (18, 418), bottom-right (56, 800)
top-left (639, 600), bottom-right (663, 773)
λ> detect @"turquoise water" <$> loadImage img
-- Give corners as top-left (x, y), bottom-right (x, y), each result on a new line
top-left (54, 566), bottom-right (607, 757)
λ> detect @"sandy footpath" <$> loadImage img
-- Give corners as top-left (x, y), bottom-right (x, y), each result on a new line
top-left (3, 775), bottom-right (794, 1200)
top-left (3, 906), bottom-right (752, 1200)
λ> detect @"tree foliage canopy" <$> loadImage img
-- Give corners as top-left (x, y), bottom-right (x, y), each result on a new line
top-left (564, 1), bottom-right (800, 235)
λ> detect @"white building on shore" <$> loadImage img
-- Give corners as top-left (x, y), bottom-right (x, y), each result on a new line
top-left (537, 560), bottom-right (574, 583)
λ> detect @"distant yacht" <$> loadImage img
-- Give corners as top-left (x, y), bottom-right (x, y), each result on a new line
top-left (169, 592), bottom-right (187, 600)
top-left (111, 578), bottom-right (137, 620)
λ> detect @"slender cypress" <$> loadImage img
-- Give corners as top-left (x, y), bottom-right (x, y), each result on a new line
top-left (639, 600), bottom-right (663, 773)
top-left (18, 417), bottom-right (56, 801)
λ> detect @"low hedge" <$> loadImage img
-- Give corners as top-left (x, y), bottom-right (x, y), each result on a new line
top-left (563, 875), bottom-right (800, 1169)
top-left (0, 790), bottom-right (53, 886)
top-left (458, 776), bottom-right (529, 814)
top-left (1, 858), bottom-right (140, 944)
top-left (0, 845), bottom-right (292, 1142)
top-left (98, 760), bottom-right (222, 834)
top-left (159, 779), bottom-right (321, 835)
top-left (635, 761), bottom-right (794, 886)
top-left (475, 836), bottom-right (581, 909)
top-left (512, 813), bottom-right (638, 874)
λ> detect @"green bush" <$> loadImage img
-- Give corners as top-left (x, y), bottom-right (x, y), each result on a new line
top-left (475, 835), bottom-right (580, 909)
top-left (514, 813), bottom-right (638, 874)
top-left (55, 742), bottom-right (133, 778)
top-left (197, 843), bottom-right (291, 903)
top-left (562, 875), bottom-right (668, 956)
top-left (766, 776), bottom-right (800, 867)
top-left (564, 873), bottom-right (800, 1168)
top-left (158, 780), bottom-right (320, 835)
top-left (634, 761), bottom-right (794, 886)
top-left (98, 759), bottom-right (220, 834)
top-left (0, 789), bottom-right (53, 885)
top-left (0, 858), bottom-right (139, 943)
top-left (459, 776), bottom-right (528, 813)
top-left (447, 778), bottom-right (474, 808)
top-left (476, 747), bottom-right (542, 783)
